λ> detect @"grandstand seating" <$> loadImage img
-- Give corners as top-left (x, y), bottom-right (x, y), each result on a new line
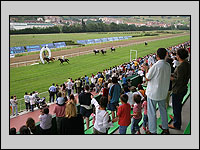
top-left (119, 36), bottom-right (124, 40)
top-left (86, 39), bottom-right (95, 44)
top-left (94, 39), bottom-right (102, 43)
top-left (53, 42), bottom-right (66, 48)
top-left (10, 46), bottom-right (26, 54)
top-left (107, 37), bottom-right (114, 42)
top-left (100, 38), bottom-right (108, 42)
top-left (41, 43), bottom-right (56, 49)
top-left (113, 37), bottom-right (119, 41)
top-left (76, 36), bottom-right (132, 45)
top-left (26, 45), bottom-right (41, 52)
top-left (10, 35), bottom-right (133, 54)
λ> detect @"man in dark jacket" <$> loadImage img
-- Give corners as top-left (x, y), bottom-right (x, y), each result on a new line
top-left (169, 48), bottom-right (190, 130)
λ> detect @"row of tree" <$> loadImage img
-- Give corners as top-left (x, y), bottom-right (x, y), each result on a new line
top-left (10, 22), bottom-right (189, 34)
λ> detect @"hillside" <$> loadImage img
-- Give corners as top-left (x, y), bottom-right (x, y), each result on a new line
top-left (10, 16), bottom-right (190, 26)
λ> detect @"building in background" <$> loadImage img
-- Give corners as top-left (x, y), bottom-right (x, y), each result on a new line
top-left (10, 22), bottom-right (55, 30)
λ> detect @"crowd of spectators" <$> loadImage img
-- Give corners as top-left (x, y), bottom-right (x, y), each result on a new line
top-left (10, 41), bottom-right (190, 135)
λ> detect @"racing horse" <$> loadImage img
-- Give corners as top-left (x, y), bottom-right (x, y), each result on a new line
top-left (111, 47), bottom-right (115, 52)
top-left (101, 49), bottom-right (106, 55)
top-left (43, 57), bottom-right (55, 63)
top-left (58, 58), bottom-right (70, 65)
top-left (93, 49), bottom-right (100, 55)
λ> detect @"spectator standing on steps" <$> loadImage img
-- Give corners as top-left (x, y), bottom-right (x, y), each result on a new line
top-left (144, 48), bottom-right (171, 134)
top-left (169, 48), bottom-right (190, 130)
top-left (107, 77), bottom-right (122, 120)
top-left (49, 83), bottom-right (56, 103)
top-left (53, 92), bottom-right (66, 134)
top-left (79, 85), bottom-right (93, 130)
top-left (112, 94), bottom-right (131, 134)
top-left (91, 95), bottom-right (113, 134)
top-left (131, 94), bottom-right (142, 134)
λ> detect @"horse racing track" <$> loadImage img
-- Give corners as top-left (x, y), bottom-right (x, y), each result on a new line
top-left (10, 33), bottom-right (188, 67)
top-left (10, 33), bottom-right (190, 111)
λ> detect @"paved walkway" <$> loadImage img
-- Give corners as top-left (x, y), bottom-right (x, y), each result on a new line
top-left (10, 92), bottom-right (98, 132)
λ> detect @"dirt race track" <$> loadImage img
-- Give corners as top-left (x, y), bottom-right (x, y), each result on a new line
top-left (10, 33), bottom-right (189, 67)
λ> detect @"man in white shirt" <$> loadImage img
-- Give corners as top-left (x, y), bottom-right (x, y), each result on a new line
top-left (49, 83), bottom-right (57, 103)
top-left (67, 79), bottom-right (73, 97)
top-left (144, 48), bottom-right (171, 134)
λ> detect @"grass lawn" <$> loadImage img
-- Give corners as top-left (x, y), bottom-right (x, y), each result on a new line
top-left (10, 35), bottom-right (190, 111)
top-left (10, 30), bottom-right (186, 47)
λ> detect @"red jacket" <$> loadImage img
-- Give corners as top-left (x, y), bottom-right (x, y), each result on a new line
top-left (117, 103), bottom-right (131, 126)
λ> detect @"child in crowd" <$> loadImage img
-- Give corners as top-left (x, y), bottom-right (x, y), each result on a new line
top-left (39, 107), bottom-right (52, 134)
top-left (112, 94), bottom-right (131, 134)
top-left (142, 95), bottom-right (148, 133)
top-left (131, 94), bottom-right (142, 134)
top-left (124, 86), bottom-right (134, 108)
top-left (102, 82), bottom-right (109, 98)
top-left (137, 84), bottom-right (146, 98)
top-left (91, 95), bottom-right (113, 134)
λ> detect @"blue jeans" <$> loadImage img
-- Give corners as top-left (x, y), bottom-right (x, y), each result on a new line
top-left (106, 74), bottom-right (110, 81)
top-left (68, 89), bottom-right (71, 97)
top-left (143, 114), bottom-right (148, 128)
top-left (12, 105), bottom-right (18, 116)
top-left (147, 98), bottom-right (168, 134)
top-left (25, 102), bottom-right (31, 111)
top-left (49, 92), bottom-right (55, 103)
top-left (107, 102), bottom-right (119, 111)
top-left (119, 126), bottom-right (128, 134)
top-left (30, 104), bottom-right (34, 112)
top-left (131, 117), bottom-right (142, 134)
top-left (172, 89), bottom-right (187, 129)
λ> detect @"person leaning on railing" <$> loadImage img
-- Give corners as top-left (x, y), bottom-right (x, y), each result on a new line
top-left (24, 92), bottom-right (31, 111)
top-left (10, 95), bottom-right (19, 116)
